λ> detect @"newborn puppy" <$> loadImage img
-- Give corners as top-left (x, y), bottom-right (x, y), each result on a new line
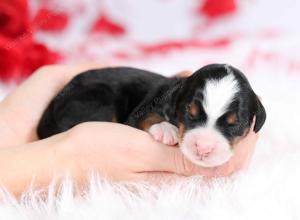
top-left (38, 64), bottom-right (266, 167)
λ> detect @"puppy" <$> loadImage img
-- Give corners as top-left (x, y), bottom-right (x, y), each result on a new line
top-left (37, 64), bottom-right (266, 167)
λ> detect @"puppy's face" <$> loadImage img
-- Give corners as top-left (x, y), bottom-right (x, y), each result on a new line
top-left (175, 64), bottom-right (266, 167)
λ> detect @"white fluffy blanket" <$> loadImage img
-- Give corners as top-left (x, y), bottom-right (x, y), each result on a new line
top-left (1, 0), bottom-right (300, 219)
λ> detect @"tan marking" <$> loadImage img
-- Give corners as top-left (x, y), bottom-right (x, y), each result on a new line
top-left (111, 115), bottom-right (118, 123)
top-left (226, 113), bottom-right (237, 125)
top-left (138, 113), bottom-right (165, 131)
top-left (189, 102), bottom-right (200, 118)
top-left (230, 128), bottom-right (250, 147)
top-left (176, 109), bottom-right (183, 121)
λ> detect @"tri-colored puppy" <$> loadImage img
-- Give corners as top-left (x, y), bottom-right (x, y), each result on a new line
top-left (38, 64), bottom-right (266, 167)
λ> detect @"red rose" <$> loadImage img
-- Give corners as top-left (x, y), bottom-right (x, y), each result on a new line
top-left (0, 36), bottom-right (60, 82)
top-left (0, 35), bottom-right (24, 82)
top-left (199, 0), bottom-right (237, 18)
top-left (24, 42), bottom-right (60, 76)
top-left (0, 0), bottom-right (61, 82)
top-left (33, 8), bottom-right (69, 32)
top-left (0, 0), bottom-right (30, 38)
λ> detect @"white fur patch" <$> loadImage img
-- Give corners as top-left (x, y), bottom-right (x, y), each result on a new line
top-left (202, 73), bottom-right (239, 127)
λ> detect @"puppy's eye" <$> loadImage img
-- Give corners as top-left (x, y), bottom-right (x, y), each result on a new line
top-left (226, 113), bottom-right (238, 125)
top-left (186, 102), bottom-right (200, 119)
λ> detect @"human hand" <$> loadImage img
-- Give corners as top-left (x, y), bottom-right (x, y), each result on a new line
top-left (0, 65), bottom-right (259, 197)
top-left (61, 120), bottom-right (258, 185)
top-left (0, 64), bottom-right (106, 147)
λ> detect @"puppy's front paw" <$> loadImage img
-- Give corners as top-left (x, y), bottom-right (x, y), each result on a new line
top-left (148, 122), bottom-right (179, 145)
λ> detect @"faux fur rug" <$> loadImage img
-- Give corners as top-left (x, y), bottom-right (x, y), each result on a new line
top-left (1, 0), bottom-right (300, 219)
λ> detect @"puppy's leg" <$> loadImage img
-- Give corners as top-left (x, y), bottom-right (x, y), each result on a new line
top-left (139, 113), bottom-right (179, 146)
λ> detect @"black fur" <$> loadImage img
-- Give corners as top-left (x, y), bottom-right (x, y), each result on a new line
top-left (37, 65), bottom-right (266, 140)
top-left (173, 64), bottom-right (266, 141)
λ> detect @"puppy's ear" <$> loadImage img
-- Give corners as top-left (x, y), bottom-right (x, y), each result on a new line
top-left (254, 96), bottom-right (266, 133)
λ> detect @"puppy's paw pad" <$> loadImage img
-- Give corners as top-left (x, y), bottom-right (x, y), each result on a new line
top-left (149, 122), bottom-right (179, 145)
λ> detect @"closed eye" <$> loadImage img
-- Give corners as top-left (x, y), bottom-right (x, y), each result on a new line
top-left (186, 101), bottom-right (201, 120)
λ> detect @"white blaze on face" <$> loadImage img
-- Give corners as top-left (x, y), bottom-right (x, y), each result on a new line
top-left (180, 73), bottom-right (240, 167)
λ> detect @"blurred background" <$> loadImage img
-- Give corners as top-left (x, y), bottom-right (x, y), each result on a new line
top-left (1, 0), bottom-right (300, 133)
top-left (1, 0), bottom-right (300, 84)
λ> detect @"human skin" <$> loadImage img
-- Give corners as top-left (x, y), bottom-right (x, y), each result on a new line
top-left (0, 64), bottom-right (258, 197)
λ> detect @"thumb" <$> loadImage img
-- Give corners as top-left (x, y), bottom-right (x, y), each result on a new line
top-left (175, 70), bottom-right (193, 78)
top-left (150, 144), bottom-right (214, 176)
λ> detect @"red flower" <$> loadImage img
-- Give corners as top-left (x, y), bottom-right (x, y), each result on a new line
top-left (0, 35), bottom-right (24, 81)
top-left (24, 42), bottom-right (60, 76)
top-left (33, 8), bottom-right (69, 32)
top-left (92, 15), bottom-right (125, 36)
top-left (0, 35), bottom-right (60, 82)
top-left (0, 0), bottom-right (61, 82)
top-left (0, 0), bottom-right (30, 38)
top-left (199, 0), bottom-right (237, 18)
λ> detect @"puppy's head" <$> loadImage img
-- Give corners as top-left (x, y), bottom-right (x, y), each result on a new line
top-left (174, 64), bottom-right (266, 167)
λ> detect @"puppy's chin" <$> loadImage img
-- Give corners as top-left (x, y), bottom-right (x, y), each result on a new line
top-left (179, 128), bottom-right (233, 167)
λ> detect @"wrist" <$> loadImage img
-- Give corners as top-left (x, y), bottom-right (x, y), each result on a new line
top-left (0, 104), bottom-right (20, 148)
top-left (0, 133), bottom-right (73, 196)
top-left (58, 129), bottom-right (92, 187)
top-left (26, 133), bottom-right (78, 191)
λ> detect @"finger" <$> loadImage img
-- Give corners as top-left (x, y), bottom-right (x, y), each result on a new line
top-left (228, 117), bottom-right (259, 171)
top-left (239, 120), bottom-right (259, 169)
top-left (233, 116), bottom-right (258, 151)
top-left (209, 161), bottom-right (235, 178)
top-left (175, 70), bottom-right (193, 78)
top-left (5, 63), bottom-right (107, 108)
top-left (207, 117), bottom-right (260, 177)
top-left (67, 122), bottom-right (214, 179)
top-left (76, 122), bottom-right (215, 177)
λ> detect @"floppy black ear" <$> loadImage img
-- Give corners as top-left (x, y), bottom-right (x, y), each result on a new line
top-left (254, 97), bottom-right (266, 133)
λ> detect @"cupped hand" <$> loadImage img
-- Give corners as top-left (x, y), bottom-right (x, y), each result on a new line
top-left (62, 120), bottom-right (258, 184)
top-left (0, 65), bottom-right (259, 194)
